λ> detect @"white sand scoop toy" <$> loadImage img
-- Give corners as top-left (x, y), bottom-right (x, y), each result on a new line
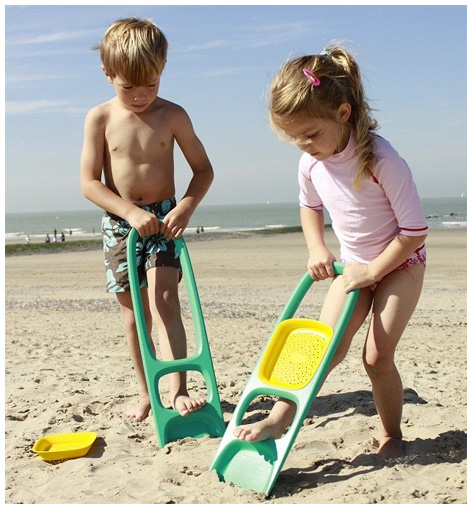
top-left (210, 263), bottom-right (359, 494)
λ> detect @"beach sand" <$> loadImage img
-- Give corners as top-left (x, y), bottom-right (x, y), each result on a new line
top-left (5, 229), bottom-right (467, 504)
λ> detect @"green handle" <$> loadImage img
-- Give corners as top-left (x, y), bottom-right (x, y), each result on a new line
top-left (277, 261), bottom-right (359, 325)
top-left (332, 261), bottom-right (346, 275)
top-left (127, 228), bottom-right (204, 357)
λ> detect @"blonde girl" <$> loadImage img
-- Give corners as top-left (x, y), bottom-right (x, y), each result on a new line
top-left (233, 44), bottom-right (428, 458)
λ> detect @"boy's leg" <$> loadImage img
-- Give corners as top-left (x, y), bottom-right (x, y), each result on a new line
top-left (116, 288), bottom-right (155, 421)
top-left (146, 266), bottom-right (206, 417)
top-left (233, 277), bottom-right (373, 442)
top-left (363, 263), bottom-right (424, 458)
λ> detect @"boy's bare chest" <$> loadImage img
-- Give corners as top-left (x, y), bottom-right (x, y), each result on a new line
top-left (105, 115), bottom-right (173, 159)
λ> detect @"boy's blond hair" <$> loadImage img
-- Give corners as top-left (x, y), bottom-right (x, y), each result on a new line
top-left (269, 44), bottom-right (378, 188)
top-left (96, 17), bottom-right (168, 85)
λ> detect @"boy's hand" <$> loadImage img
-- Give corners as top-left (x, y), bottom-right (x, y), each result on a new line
top-left (160, 206), bottom-right (191, 239)
top-left (126, 207), bottom-right (160, 238)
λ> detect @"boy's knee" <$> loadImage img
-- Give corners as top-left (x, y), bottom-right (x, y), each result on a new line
top-left (150, 290), bottom-right (180, 320)
top-left (118, 301), bottom-right (149, 336)
top-left (120, 308), bottom-right (137, 332)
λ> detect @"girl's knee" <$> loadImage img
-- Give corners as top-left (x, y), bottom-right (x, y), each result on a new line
top-left (363, 350), bottom-right (396, 377)
top-left (330, 348), bottom-right (348, 370)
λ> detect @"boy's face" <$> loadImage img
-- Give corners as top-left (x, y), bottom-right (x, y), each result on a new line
top-left (103, 67), bottom-right (161, 113)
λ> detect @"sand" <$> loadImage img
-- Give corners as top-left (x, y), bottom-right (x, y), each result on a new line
top-left (5, 229), bottom-right (467, 504)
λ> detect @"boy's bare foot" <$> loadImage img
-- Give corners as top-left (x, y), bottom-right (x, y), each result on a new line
top-left (377, 436), bottom-right (405, 459)
top-left (233, 419), bottom-right (286, 443)
top-left (173, 393), bottom-right (206, 417)
top-left (122, 397), bottom-right (151, 422)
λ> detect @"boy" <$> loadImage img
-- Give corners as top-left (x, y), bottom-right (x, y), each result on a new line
top-left (80, 18), bottom-right (214, 421)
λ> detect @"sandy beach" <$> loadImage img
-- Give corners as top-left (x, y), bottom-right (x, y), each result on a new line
top-left (5, 229), bottom-right (467, 504)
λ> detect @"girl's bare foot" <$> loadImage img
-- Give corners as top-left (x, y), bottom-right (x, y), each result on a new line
top-left (233, 399), bottom-right (296, 442)
top-left (377, 436), bottom-right (405, 459)
top-left (233, 418), bottom-right (287, 443)
top-left (122, 397), bottom-right (151, 422)
top-left (173, 393), bottom-right (206, 417)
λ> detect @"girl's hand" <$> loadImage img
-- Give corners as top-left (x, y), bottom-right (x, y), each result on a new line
top-left (126, 208), bottom-right (160, 238)
top-left (342, 262), bottom-right (376, 293)
top-left (307, 248), bottom-right (337, 281)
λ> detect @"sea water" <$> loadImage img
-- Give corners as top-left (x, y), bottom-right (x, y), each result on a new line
top-left (4, 197), bottom-right (467, 243)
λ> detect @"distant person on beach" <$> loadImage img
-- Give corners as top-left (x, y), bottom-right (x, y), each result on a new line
top-left (80, 18), bottom-right (213, 422)
top-left (45, 234), bottom-right (50, 243)
top-left (25, 235), bottom-right (30, 244)
top-left (232, 44), bottom-right (428, 459)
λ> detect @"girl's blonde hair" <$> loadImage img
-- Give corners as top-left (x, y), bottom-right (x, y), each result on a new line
top-left (95, 17), bottom-right (168, 86)
top-left (269, 44), bottom-right (378, 187)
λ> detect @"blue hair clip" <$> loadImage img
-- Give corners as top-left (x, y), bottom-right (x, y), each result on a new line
top-left (320, 50), bottom-right (332, 57)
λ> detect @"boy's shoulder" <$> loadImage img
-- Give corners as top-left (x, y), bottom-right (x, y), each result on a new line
top-left (85, 98), bottom-right (114, 123)
top-left (84, 97), bottom-right (189, 128)
top-left (155, 97), bottom-right (187, 115)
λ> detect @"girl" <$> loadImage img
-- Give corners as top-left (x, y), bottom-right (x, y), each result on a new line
top-left (233, 45), bottom-right (428, 458)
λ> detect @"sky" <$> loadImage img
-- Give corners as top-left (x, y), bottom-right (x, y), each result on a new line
top-left (4, 4), bottom-right (468, 213)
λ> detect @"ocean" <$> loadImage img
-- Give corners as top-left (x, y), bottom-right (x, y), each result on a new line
top-left (4, 197), bottom-right (467, 243)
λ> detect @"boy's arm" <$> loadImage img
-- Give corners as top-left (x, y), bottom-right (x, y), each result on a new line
top-left (80, 108), bottom-right (159, 237)
top-left (160, 106), bottom-right (214, 239)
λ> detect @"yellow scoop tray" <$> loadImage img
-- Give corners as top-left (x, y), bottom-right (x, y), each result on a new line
top-left (32, 431), bottom-right (97, 461)
top-left (258, 319), bottom-right (333, 390)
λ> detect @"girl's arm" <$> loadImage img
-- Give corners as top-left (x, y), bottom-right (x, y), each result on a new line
top-left (301, 207), bottom-right (337, 281)
top-left (342, 136), bottom-right (429, 292)
top-left (343, 233), bottom-right (427, 293)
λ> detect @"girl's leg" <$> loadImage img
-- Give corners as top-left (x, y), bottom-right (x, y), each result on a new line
top-left (363, 264), bottom-right (424, 458)
top-left (146, 266), bottom-right (206, 416)
top-left (233, 277), bottom-right (373, 442)
top-left (117, 289), bottom-right (155, 421)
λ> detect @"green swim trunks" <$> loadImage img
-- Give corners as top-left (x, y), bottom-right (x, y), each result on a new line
top-left (101, 198), bottom-right (181, 293)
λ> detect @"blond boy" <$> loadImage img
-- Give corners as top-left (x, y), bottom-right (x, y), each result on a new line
top-left (80, 18), bottom-right (213, 421)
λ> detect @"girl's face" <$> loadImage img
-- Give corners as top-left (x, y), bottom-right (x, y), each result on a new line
top-left (279, 103), bottom-right (351, 160)
top-left (104, 68), bottom-right (161, 113)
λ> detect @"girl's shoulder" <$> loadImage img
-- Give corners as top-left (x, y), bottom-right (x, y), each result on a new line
top-left (298, 152), bottom-right (317, 179)
top-left (299, 151), bottom-right (318, 173)
top-left (372, 134), bottom-right (402, 162)
top-left (371, 134), bottom-right (413, 186)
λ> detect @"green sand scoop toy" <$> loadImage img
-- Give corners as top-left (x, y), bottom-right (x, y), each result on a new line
top-left (210, 263), bottom-right (359, 494)
top-left (126, 228), bottom-right (225, 448)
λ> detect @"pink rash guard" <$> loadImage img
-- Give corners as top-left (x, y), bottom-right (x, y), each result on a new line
top-left (298, 133), bottom-right (428, 264)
